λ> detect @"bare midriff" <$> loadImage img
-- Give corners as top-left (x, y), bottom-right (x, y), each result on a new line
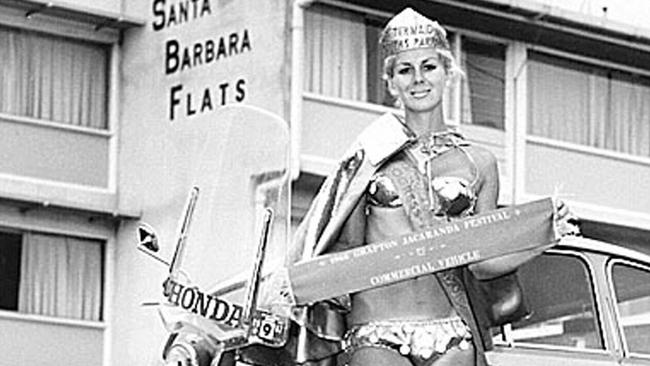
top-left (349, 203), bottom-right (456, 325)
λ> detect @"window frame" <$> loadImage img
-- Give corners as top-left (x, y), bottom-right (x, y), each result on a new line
top-left (0, 7), bottom-right (120, 193)
top-left (0, 23), bottom-right (113, 131)
top-left (0, 224), bottom-right (108, 328)
top-left (524, 45), bottom-right (650, 164)
top-left (496, 249), bottom-right (610, 355)
top-left (606, 257), bottom-right (650, 361)
top-left (451, 32), bottom-right (507, 129)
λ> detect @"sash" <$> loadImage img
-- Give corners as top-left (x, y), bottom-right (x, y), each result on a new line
top-left (288, 197), bottom-right (556, 304)
top-left (386, 152), bottom-right (491, 364)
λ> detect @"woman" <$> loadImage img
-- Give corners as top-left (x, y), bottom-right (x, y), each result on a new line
top-left (289, 8), bottom-right (576, 366)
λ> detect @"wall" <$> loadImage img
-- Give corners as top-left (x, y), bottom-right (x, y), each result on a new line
top-left (74, 0), bottom-right (123, 14)
top-left (535, 0), bottom-right (649, 29)
top-left (0, 314), bottom-right (104, 365)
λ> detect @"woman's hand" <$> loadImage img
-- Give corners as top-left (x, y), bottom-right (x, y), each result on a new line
top-left (470, 199), bottom-right (580, 280)
top-left (554, 199), bottom-right (581, 237)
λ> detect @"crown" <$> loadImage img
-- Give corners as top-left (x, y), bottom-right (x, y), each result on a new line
top-left (380, 8), bottom-right (450, 58)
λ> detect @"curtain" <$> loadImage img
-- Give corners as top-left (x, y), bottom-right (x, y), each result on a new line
top-left (18, 232), bottom-right (103, 321)
top-left (304, 5), bottom-right (367, 101)
top-left (528, 57), bottom-right (591, 143)
top-left (528, 52), bottom-right (650, 157)
top-left (0, 26), bottom-right (108, 129)
top-left (607, 76), bottom-right (650, 157)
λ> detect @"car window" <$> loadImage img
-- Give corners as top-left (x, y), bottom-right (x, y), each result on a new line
top-left (505, 252), bottom-right (604, 350)
top-left (611, 262), bottom-right (650, 355)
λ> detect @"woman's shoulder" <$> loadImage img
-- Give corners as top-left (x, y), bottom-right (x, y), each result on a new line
top-left (347, 113), bottom-right (414, 166)
top-left (462, 143), bottom-right (498, 168)
top-left (458, 143), bottom-right (499, 193)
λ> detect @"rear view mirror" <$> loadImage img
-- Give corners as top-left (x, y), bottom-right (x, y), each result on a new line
top-left (138, 223), bottom-right (160, 252)
top-left (137, 223), bottom-right (170, 267)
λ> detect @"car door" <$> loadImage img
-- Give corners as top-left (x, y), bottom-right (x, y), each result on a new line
top-left (608, 258), bottom-right (650, 366)
top-left (486, 249), bottom-right (620, 366)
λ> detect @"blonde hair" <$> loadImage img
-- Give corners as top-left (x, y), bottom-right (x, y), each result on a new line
top-left (382, 47), bottom-right (463, 82)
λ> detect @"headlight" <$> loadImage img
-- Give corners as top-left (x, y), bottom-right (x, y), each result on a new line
top-left (164, 343), bottom-right (199, 366)
top-left (163, 333), bottom-right (217, 366)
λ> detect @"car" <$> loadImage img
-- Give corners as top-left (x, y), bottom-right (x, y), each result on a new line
top-left (487, 235), bottom-right (650, 366)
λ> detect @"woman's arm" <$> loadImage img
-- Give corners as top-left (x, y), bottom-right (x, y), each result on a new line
top-left (331, 196), bottom-right (367, 253)
top-left (467, 151), bottom-right (553, 280)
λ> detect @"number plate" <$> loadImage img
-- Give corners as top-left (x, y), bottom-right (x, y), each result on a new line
top-left (250, 311), bottom-right (289, 347)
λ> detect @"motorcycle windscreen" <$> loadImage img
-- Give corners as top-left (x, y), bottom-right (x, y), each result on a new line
top-left (161, 105), bottom-right (290, 308)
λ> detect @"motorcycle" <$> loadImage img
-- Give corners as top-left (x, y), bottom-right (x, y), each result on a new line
top-left (137, 105), bottom-right (293, 366)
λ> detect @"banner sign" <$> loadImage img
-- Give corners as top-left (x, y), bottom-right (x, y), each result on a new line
top-left (288, 198), bottom-right (556, 305)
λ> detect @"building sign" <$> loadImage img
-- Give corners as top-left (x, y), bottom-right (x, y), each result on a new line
top-left (149, 0), bottom-right (257, 121)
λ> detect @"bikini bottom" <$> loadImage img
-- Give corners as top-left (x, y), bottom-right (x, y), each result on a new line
top-left (344, 317), bottom-right (472, 364)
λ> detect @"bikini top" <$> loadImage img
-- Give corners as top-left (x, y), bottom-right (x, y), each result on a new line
top-left (368, 131), bottom-right (479, 219)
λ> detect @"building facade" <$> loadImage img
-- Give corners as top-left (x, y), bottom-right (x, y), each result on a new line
top-left (0, 0), bottom-right (648, 365)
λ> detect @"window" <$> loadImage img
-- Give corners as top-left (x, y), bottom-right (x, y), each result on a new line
top-left (0, 231), bottom-right (21, 311)
top-left (304, 5), bottom-right (506, 130)
top-left (0, 25), bottom-right (109, 129)
top-left (459, 38), bottom-right (505, 130)
top-left (528, 52), bottom-right (650, 157)
top-left (506, 253), bottom-right (603, 349)
top-left (611, 262), bottom-right (650, 354)
top-left (304, 4), bottom-right (373, 103)
top-left (365, 16), bottom-right (394, 107)
top-left (0, 229), bottom-right (104, 321)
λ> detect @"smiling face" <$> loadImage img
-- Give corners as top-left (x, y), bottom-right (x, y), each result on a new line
top-left (387, 48), bottom-right (448, 113)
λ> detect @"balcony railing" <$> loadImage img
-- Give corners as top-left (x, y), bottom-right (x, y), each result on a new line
top-left (0, 310), bottom-right (104, 366)
top-left (0, 113), bottom-right (123, 215)
top-left (525, 135), bottom-right (650, 230)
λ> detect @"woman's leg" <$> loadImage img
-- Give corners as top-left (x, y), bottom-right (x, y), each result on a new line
top-left (348, 347), bottom-right (413, 366)
top-left (348, 344), bottom-right (474, 366)
top-left (418, 344), bottom-right (475, 366)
